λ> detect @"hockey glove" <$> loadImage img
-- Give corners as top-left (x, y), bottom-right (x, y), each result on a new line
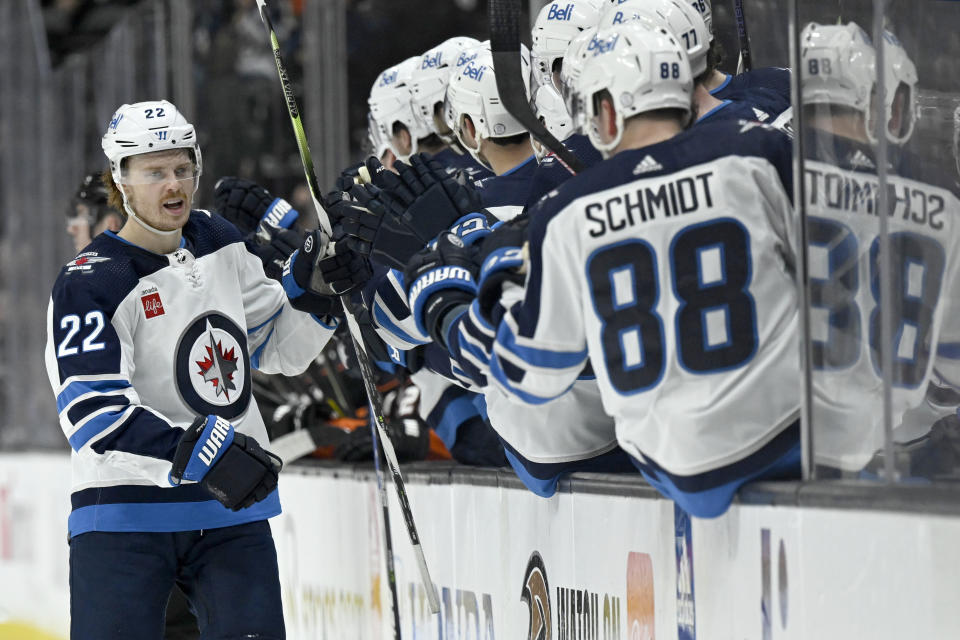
top-left (281, 231), bottom-right (369, 318)
top-left (170, 416), bottom-right (282, 511)
top-left (404, 232), bottom-right (479, 345)
top-left (213, 177), bottom-right (299, 236)
top-left (335, 155), bottom-right (486, 270)
top-left (252, 226), bottom-right (305, 282)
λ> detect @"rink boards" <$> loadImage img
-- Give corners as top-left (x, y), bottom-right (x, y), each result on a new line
top-left (1, 453), bottom-right (959, 638)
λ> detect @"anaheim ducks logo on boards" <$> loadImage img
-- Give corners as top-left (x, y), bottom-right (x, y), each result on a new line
top-left (175, 312), bottom-right (250, 419)
top-left (521, 551), bottom-right (552, 640)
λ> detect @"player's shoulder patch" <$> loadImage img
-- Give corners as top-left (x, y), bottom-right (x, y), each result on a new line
top-left (64, 251), bottom-right (112, 275)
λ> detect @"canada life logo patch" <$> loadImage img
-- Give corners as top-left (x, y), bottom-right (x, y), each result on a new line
top-left (141, 287), bottom-right (164, 318)
top-left (175, 313), bottom-right (251, 419)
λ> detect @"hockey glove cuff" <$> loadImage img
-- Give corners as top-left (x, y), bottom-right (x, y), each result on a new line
top-left (405, 232), bottom-right (479, 344)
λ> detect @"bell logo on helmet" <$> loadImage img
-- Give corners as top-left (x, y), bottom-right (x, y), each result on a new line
top-left (587, 34), bottom-right (620, 55)
top-left (457, 51), bottom-right (479, 67)
top-left (610, 10), bottom-right (628, 24)
top-left (462, 62), bottom-right (487, 82)
top-left (379, 69), bottom-right (398, 87)
top-left (546, 3), bottom-right (573, 20)
top-left (109, 113), bottom-right (124, 131)
top-left (421, 51), bottom-right (443, 69)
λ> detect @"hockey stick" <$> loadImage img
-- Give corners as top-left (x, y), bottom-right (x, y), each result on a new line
top-left (489, 0), bottom-right (584, 174)
top-left (367, 403), bottom-right (402, 640)
top-left (733, 0), bottom-right (753, 73)
top-left (254, 0), bottom-right (441, 616)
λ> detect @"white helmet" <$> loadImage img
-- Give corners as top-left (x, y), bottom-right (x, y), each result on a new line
top-left (575, 22), bottom-right (693, 156)
top-left (446, 44), bottom-right (532, 169)
top-left (799, 22), bottom-right (878, 138)
top-left (101, 100), bottom-right (201, 235)
top-left (609, 0), bottom-right (713, 38)
top-left (560, 26), bottom-right (599, 134)
top-left (367, 63), bottom-right (402, 158)
top-left (880, 30), bottom-right (918, 145)
top-left (598, 0), bottom-right (709, 77)
top-left (368, 56), bottom-right (431, 162)
top-left (531, 0), bottom-right (604, 91)
top-left (531, 84), bottom-right (574, 162)
top-left (409, 37), bottom-right (482, 142)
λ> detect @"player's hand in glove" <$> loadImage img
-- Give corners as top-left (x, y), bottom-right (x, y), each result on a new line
top-left (170, 416), bottom-right (282, 511)
top-left (281, 230), bottom-right (371, 318)
top-left (404, 232), bottom-right (480, 346)
top-left (213, 177), bottom-right (304, 280)
top-left (213, 176), bottom-right (299, 236)
top-left (336, 154), bottom-right (485, 270)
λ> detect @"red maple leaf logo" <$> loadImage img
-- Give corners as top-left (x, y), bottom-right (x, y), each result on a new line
top-left (196, 338), bottom-right (239, 400)
top-left (74, 257), bottom-right (89, 266)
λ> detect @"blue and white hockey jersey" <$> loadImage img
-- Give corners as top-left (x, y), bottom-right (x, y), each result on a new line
top-left (710, 68), bottom-right (792, 106)
top-left (45, 211), bottom-right (336, 536)
top-left (485, 120), bottom-right (800, 502)
top-left (802, 133), bottom-right (960, 470)
top-left (430, 147), bottom-right (495, 182)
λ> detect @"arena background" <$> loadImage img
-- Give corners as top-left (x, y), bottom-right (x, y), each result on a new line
top-left (2, 0), bottom-right (960, 638)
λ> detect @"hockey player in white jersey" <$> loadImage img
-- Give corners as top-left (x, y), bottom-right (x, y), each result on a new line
top-left (597, 0), bottom-right (787, 125)
top-left (797, 23), bottom-right (960, 475)
top-left (408, 22), bottom-right (801, 516)
top-left (46, 101), bottom-right (358, 638)
top-left (409, 36), bottom-right (494, 181)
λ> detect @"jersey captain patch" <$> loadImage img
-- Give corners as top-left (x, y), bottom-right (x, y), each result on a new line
top-left (175, 312), bottom-right (251, 419)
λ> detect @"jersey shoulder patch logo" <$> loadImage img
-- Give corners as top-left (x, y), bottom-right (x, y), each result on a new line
top-left (175, 312), bottom-right (251, 420)
top-left (752, 107), bottom-right (770, 122)
top-left (65, 252), bottom-right (111, 274)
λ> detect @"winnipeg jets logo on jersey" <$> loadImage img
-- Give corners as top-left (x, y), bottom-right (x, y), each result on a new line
top-left (195, 320), bottom-right (240, 401)
top-left (175, 313), bottom-right (251, 419)
top-left (65, 253), bottom-right (111, 274)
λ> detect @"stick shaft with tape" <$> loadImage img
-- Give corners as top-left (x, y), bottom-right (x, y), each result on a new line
top-left (254, 0), bottom-right (440, 616)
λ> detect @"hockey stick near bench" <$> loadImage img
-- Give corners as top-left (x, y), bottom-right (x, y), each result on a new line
top-left (254, 0), bottom-right (441, 620)
top-left (489, 0), bottom-right (584, 174)
top-left (733, 0), bottom-right (753, 73)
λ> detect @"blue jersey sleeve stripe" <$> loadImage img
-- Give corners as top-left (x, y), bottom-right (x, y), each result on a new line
top-left (89, 407), bottom-right (181, 460)
top-left (66, 393), bottom-right (131, 425)
top-left (67, 405), bottom-right (136, 451)
top-left (56, 378), bottom-right (131, 413)
top-left (495, 322), bottom-right (588, 370)
top-left (488, 355), bottom-right (569, 406)
top-left (374, 305), bottom-right (427, 346)
top-left (250, 328), bottom-right (275, 370)
top-left (247, 307), bottom-right (283, 335)
top-left (430, 394), bottom-right (482, 449)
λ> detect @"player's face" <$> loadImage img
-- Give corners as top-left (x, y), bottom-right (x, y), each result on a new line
top-left (66, 206), bottom-right (92, 252)
top-left (121, 150), bottom-right (196, 232)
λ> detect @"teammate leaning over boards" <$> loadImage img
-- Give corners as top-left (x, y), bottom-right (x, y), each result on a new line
top-left (408, 36), bottom-right (494, 181)
top-left (45, 101), bottom-right (357, 639)
top-left (525, 0), bottom-right (605, 207)
top-left (411, 22), bottom-right (802, 517)
top-left (796, 23), bottom-right (960, 475)
top-left (598, 0), bottom-right (787, 126)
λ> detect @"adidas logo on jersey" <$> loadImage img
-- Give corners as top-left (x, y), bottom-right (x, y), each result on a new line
top-left (633, 155), bottom-right (664, 175)
top-left (752, 108), bottom-right (770, 122)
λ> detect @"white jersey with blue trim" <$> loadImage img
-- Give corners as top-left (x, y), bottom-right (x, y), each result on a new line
top-left (487, 120), bottom-right (801, 477)
top-left (802, 135), bottom-right (960, 469)
top-left (45, 211), bottom-right (336, 536)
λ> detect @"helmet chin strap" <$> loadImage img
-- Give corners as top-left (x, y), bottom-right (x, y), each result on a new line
top-left (118, 184), bottom-right (182, 237)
